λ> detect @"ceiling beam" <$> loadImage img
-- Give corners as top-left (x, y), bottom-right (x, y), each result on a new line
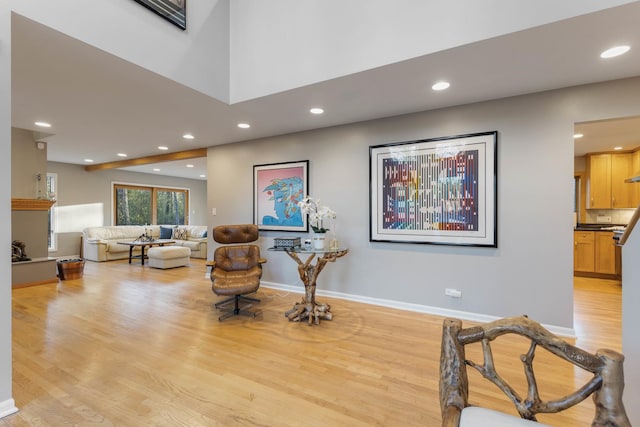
top-left (84, 148), bottom-right (207, 171)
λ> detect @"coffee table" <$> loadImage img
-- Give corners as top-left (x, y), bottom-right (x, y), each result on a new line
top-left (118, 239), bottom-right (175, 265)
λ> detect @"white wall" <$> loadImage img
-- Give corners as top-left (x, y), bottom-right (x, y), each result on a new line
top-left (47, 162), bottom-right (208, 258)
top-left (0, 4), bottom-right (18, 419)
top-left (622, 219), bottom-right (640, 424)
top-left (229, 0), bottom-right (635, 102)
top-left (9, 0), bottom-right (230, 102)
top-left (209, 76), bottom-right (640, 332)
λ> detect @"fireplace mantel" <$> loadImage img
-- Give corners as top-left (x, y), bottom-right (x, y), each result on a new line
top-left (11, 198), bottom-right (56, 211)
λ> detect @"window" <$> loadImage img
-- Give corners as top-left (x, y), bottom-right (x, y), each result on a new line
top-left (114, 184), bottom-right (189, 225)
top-left (47, 173), bottom-right (57, 251)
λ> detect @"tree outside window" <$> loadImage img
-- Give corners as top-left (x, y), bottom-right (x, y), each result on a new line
top-left (114, 184), bottom-right (189, 225)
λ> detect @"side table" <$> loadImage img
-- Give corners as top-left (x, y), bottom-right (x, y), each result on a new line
top-left (271, 247), bottom-right (348, 325)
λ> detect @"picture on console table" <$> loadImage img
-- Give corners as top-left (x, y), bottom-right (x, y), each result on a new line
top-left (133, 0), bottom-right (186, 30)
top-left (254, 160), bottom-right (309, 232)
top-left (369, 131), bottom-right (497, 247)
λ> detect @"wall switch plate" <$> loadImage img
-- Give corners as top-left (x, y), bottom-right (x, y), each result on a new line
top-left (596, 215), bottom-right (612, 223)
top-left (211, 208), bottom-right (217, 216)
top-left (445, 288), bottom-right (462, 298)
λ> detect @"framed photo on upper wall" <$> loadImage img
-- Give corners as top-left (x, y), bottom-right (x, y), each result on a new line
top-left (370, 131), bottom-right (497, 247)
top-left (133, 0), bottom-right (186, 30)
top-left (254, 160), bottom-right (309, 232)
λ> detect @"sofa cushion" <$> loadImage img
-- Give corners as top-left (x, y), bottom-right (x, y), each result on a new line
top-left (180, 240), bottom-right (202, 250)
top-left (186, 226), bottom-right (207, 238)
top-left (172, 227), bottom-right (188, 240)
top-left (160, 226), bottom-right (174, 239)
top-left (107, 242), bottom-right (134, 253)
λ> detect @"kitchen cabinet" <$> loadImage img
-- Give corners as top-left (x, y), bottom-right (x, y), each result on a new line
top-left (632, 150), bottom-right (640, 206)
top-left (586, 153), bottom-right (635, 209)
top-left (595, 231), bottom-right (617, 274)
top-left (573, 230), bottom-right (620, 277)
top-left (574, 231), bottom-right (595, 272)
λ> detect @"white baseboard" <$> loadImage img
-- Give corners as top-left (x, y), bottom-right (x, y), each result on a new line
top-left (261, 281), bottom-right (576, 338)
top-left (0, 399), bottom-right (18, 419)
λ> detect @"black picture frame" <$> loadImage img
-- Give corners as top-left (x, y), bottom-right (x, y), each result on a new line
top-left (253, 160), bottom-right (309, 232)
top-left (133, 0), bottom-right (186, 30)
top-left (369, 131), bottom-right (498, 247)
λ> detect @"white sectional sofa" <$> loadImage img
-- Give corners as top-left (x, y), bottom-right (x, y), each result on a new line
top-left (82, 225), bottom-right (208, 262)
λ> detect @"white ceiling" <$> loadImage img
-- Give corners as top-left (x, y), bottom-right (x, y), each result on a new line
top-left (10, 3), bottom-right (640, 180)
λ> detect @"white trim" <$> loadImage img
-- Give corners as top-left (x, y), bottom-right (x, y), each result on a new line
top-left (261, 281), bottom-right (576, 338)
top-left (0, 399), bottom-right (18, 419)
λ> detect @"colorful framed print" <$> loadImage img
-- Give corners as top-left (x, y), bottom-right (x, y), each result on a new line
top-left (133, 0), bottom-right (186, 30)
top-left (254, 161), bottom-right (309, 232)
top-left (370, 131), bottom-right (497, 247)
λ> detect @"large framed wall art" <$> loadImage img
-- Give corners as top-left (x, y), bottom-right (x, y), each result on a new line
top-left (133, 0), bottom-right (186, 30)
top-left (254, 160), bottom-right (309, 232)
top-left (370, 131), bottom-right (497, 247)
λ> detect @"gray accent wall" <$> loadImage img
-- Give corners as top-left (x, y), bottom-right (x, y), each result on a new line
top-left (11, 127), bottom-right (47, 198)
top-left (208, 76), bottom-right (640, 331)
top-left (47, 162), bottom-right (207, 258)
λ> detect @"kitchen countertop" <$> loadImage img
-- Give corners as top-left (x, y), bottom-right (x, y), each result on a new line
top-left (575, 223), bottom-right (626, 231)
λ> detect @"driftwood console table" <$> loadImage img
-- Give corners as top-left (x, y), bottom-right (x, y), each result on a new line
top-left (271, 247), bottom-right (348, 325)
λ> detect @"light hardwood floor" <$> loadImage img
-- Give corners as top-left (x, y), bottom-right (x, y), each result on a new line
top-left (3, 260), bottom-right (622, 426)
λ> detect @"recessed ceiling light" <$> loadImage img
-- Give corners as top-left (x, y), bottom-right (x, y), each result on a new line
top-left (117, 153), bottom-right (127, 157)
top-left (35, 121), bottom-right (51, 128)
top-left (158, 146), bottom-right (169, 150)
top-left (153, 168), bottom-right (161, 172)
top-left (186, 164), bottom-right (194, 168)
top-left (600, 45), bottom-right (630, 59)
top-left (237, 123), bottom-right (251, 129)
top-left (183, 133), bottom-right (195, 140)
top-left (432, 81), bottom-right (451, 91)
top-left (614, 146), bottom-right (623, 150)
top-left (573, 133), bottom-right (584, 139)
top-left (84, 159), bottom-right (94, 163)
top-left (310, 108), bottom-right (324, 115)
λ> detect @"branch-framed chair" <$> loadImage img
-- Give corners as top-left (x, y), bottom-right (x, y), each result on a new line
top-left (439, 316), bottom-right (630, 426)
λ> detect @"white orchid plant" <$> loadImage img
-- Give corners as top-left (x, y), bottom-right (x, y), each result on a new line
top-left (297, 196), bottom-right (336, 233)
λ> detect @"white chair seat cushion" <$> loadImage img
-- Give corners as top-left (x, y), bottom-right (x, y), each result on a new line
top-left (460, 407), bottom-right (550, 427)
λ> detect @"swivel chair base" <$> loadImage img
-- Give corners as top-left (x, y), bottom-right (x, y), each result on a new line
top-left (214, 294), bottom-right (260, 321)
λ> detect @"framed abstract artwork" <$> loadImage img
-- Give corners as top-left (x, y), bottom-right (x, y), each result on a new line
top-left (133, 0), bottom-right (186, 30)
top-left (369, 131), bottom-right (497, 247)
top-left (254, 161), bottom-right (309, 232)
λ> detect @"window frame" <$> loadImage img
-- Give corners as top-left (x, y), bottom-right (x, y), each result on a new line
top-left (112, 182), bottom-right (190, 226)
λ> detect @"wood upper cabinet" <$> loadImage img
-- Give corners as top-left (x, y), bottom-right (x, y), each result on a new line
top-left (633, 150), bottom-right (640, 206)
top-left (611, 153), bottom-right (634, 208)
top-left (587, 154), bottom-right (611, 208)
top-left (586, 153), bottom-right (636, 209)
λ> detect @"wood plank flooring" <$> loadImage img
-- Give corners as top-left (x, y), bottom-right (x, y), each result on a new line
top-left (2, 260), bottom-right (622, 426)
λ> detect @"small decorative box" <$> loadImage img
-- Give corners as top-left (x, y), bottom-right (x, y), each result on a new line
top-left (274, 237), bottom-right (301, 248)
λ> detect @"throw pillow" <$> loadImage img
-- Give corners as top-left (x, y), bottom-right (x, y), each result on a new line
top-left (160, 226), bottom-right (174, 239)
top-left (172, 227), bottom-right (187, 241)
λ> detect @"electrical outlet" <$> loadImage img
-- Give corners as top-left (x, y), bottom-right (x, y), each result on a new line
top-left (445, 288), bottom-right (462, 298)
top-left (596, 215), bottom-right (612, 223)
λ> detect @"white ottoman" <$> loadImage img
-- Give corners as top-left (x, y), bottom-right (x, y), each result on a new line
top-left (147, 246), bottom-right (191, 269)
